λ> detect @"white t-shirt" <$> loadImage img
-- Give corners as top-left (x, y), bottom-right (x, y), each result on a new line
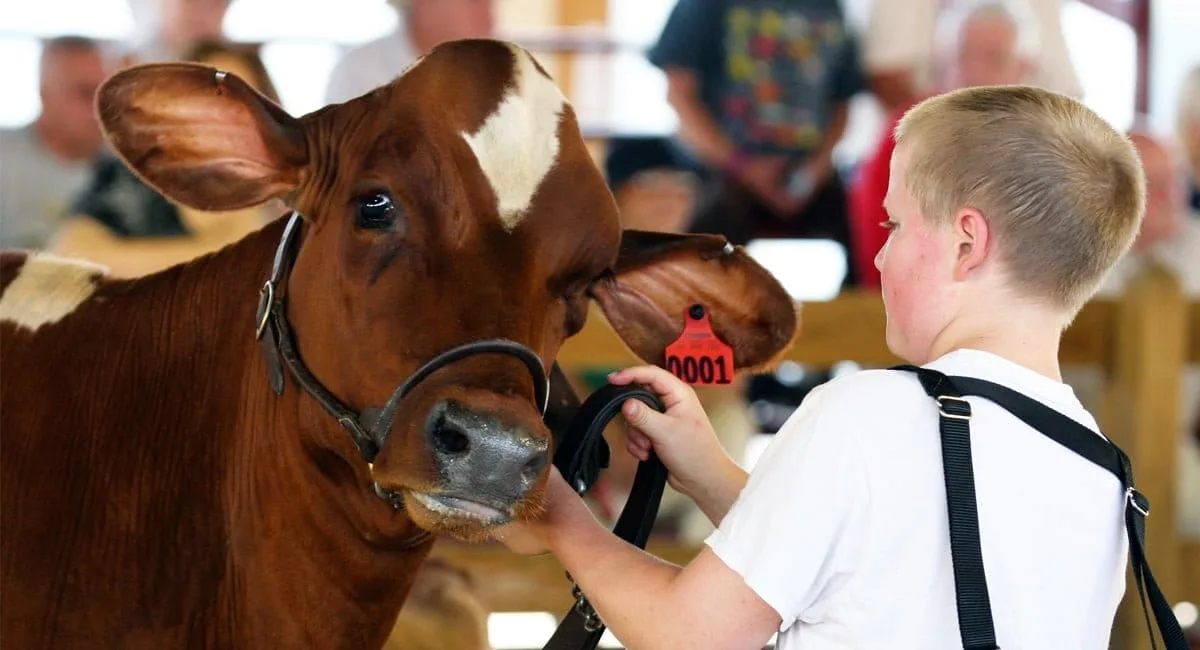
top-left (706, 348), bottom-right (1128, 649)
top-left (863, 0), bottom-right (1083, 99)
top-left (324, 24), bottom-right (420, 105)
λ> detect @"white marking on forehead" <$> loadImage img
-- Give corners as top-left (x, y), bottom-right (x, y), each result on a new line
top-left (0, 253), bottom-right (105, 333)
top-left (461, 45), bottom-right (567, 231)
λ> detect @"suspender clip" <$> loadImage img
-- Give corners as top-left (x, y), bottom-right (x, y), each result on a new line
top-left (1126, 486), bottom-right (1150, 517)
top-left (937, 395), bottom-right (973, 420)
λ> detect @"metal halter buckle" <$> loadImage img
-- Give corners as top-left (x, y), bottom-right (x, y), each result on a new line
top-left (255, 281), bottom-right (274, 340)
top-left (936, 395), bottom-right (972, 420)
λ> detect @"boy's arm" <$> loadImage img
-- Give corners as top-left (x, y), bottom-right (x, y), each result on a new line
top-left (688, 455), bottom-right (748, 527)
top-left (500, 383), bottom-right (871, 650)
top-left (529, 472), bottom-right (782, 650)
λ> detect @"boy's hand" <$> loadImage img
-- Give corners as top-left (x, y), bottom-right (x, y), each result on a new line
top-left (492, 467), bottom-right (592, 556)
top-left (607, 366), bottom-right (735, 501)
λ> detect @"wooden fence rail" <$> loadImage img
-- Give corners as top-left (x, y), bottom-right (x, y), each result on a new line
top-left (436, 265), bottom-right (1199, 649)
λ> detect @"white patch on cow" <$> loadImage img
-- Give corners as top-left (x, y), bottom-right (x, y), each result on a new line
top-left (461, 46), bottom-right (567, 231)
top-left (0, 253), bottom-right (105, 332)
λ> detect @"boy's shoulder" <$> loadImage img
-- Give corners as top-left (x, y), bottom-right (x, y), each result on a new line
top-left (802, 367), bottom-right (935, 425)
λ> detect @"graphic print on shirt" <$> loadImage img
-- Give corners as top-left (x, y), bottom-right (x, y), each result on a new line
top-left (720, 1), bottom-right (850, 155)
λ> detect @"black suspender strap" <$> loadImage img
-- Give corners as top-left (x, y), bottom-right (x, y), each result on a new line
top-left (892, 364), bottom-right (1189, 650)
top-left (897, 365), bottom-right (999, 650)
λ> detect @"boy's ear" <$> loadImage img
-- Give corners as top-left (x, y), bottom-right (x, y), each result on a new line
top-left (587, 230), bottom-right (798, 370)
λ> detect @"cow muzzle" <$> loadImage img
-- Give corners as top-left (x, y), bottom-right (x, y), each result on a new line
top-left (407, 400), bottom-right (549, 524)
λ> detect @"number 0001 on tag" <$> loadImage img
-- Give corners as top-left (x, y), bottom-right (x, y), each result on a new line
top-left (665, 307), bottom-right (734, 385)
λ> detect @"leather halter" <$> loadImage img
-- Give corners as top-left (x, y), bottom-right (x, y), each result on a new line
top-left (254, 212), bottom-right (672, 650)
top-left (254, 212), bottom-right (551, 507)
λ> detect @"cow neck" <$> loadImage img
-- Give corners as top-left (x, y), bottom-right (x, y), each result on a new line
top-left (253, 212), bottom-right (552, 510)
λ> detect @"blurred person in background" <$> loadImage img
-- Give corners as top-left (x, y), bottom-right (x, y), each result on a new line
top-left (1178, 65), bottom-right (1200, 212)
top-left (863, 0), bottom-right (1079, 113)
top-left (131, 0), bottom-right (232, 62)
top-left (848, 0), bottom-right (1038, 288)
top-left (47, 41), bottom-right (282, 277)
top-left (324, 0), bottom-right (496, 105)
top-left (647, 0), bottom-right (867, 287)
top-left (1064, 130), bottom-right (1200, 541)
top-left (604, 137), bottom-right (699, 233)
top-left (0, 36), bottom-right (109, 250)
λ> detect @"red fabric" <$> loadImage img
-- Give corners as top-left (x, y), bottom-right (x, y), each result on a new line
top-left (847, 103), bottom-right (915, 289)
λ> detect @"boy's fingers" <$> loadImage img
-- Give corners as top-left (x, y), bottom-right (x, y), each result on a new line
top-left (621, 400), bottom-right (672, 437)
top-left (609, 366), bottom-right (692, 410)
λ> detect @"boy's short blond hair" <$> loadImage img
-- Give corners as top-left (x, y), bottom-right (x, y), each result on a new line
top-left (895, 85), bottom-right (1145, 316)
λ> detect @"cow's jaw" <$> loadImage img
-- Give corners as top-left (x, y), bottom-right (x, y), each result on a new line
top-left (408, 491), bottom-right (510, 526)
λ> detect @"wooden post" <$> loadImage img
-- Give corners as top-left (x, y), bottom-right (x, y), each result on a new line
top-left (1101, 264), bottom-right (1186, 650)
top-left (553, 0), bottom-right (608, 109)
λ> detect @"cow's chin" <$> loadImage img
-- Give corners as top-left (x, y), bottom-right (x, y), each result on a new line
top-left (402, 490), bottom-right (544, 543)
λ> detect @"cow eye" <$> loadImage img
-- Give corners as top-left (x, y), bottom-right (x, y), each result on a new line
top-left (355, 193), bottom-right (397, 230)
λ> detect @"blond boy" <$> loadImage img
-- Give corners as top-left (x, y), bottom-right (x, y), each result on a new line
top-left (496, 85), bottom-right (1145, 649)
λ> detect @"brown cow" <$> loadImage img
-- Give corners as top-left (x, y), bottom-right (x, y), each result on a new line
top-left (0, 39), bottom-right (797, 648)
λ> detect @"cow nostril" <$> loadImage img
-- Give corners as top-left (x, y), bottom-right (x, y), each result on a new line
top-left (430, 415), bottom-right (471, 457)
top-left (521, 452), bottom-right (547, 481)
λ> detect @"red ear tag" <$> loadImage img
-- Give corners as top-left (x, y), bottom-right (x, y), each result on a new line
top-left (664, 304), bottom-right (734, 385)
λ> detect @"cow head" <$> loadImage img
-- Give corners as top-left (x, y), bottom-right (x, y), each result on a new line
top-left (94, 39), bottom-right (797, 541)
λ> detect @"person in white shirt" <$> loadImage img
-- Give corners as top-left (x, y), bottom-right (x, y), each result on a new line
top-left (863, 0), bottom-right (1081, 112)
top-left (493, 86), bottom-right (1155, 649)
top-left (324, 0), bottom-right (495, 105)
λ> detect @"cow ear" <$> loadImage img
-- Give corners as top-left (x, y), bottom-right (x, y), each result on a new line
top-left (588, 230), bottom-right (798, 371)
top-left (96, 62), bottom-right (309, 212)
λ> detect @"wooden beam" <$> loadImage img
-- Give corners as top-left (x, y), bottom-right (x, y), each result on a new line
top-left (1075, 0), bottom-right (1151, 118)
top-left (1191, 301), bottom-right (1200, 363)
top-left (1102, 266), bottom-right (1186, 650)
top-left (1182, 540), bottom-right (1200, 606)
top-left (557, 291), bottom-right (1117, 372)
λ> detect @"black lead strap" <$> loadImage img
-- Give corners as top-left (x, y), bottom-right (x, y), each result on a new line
top-left (543, 382), bottom-right (669, 650)
top-left (892, 365), bottom-right (1189, 650)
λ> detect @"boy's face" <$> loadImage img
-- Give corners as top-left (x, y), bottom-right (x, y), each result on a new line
top-left (875, 144), bottom-right (957, 362)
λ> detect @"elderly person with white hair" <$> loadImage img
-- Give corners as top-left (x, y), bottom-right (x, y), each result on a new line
top-left (849, 0), bottom-right (1041, 289)
top-left (324, 0), bottom-right (495, 105)
top-left (863, 0), bottom-right (1079, 112)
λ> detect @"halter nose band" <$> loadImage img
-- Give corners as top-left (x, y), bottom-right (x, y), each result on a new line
top-left (358, 338), bottom-right (551, 458)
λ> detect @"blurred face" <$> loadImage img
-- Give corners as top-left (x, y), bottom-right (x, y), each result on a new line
top-left (410, 0), bottom-right (495, 47)
top-left (1130, 135), bottom-right (1185, 251)
top-left (614, 169), bottom-right (697, 233)
top-left (39, 46), bottom-right (108, 156)
top-left (161, 0), bottom-right (230, 53)
top-left (874, 144), bottom-right (957, 362)
top-left (950, 16), bottom-right (1031, 88)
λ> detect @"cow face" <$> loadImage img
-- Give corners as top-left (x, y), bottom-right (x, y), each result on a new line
top-left (94, 39), bottom-right (797, 542)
